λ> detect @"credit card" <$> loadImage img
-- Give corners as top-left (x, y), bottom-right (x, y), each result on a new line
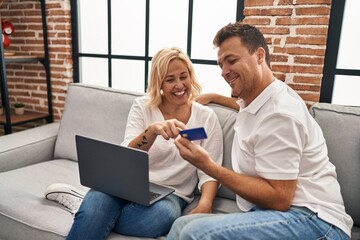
top-left (179, 127), bottom-right (207, 141)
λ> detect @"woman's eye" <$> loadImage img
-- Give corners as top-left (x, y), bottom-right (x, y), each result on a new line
top-left (180, 75), bottom-right (188, 80)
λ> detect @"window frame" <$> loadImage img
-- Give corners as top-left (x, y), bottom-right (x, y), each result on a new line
top-left (321, 0), bottom-right (360, 103)
top-left (70, 0), bottom-right (244, 92)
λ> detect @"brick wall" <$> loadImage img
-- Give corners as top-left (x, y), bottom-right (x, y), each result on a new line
top-left (1, 0), bottom-right (331, 135)
top-left (243, 0), bottom-right (331, 106)
top-left (0, 0), bottom-right (72, 134)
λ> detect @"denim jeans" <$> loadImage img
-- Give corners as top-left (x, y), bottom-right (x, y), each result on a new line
top-left (66, 189), bottom-right (187, 240)
top-left (167, 206), bottom-right (349, 240)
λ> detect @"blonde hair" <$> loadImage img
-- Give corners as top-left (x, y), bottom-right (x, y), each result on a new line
top-left (147, 47), bottom-right (201, 108)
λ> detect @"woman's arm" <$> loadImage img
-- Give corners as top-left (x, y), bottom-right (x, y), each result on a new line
top-left (188, 180), bottom-right (219, 214)
top-left (128, 119), bottom-right (186, 151)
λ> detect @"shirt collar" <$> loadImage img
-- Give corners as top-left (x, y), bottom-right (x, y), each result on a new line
top-left (237, 79), bottom-right (282, 114)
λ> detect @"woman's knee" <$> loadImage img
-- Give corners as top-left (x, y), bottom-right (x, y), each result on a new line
top-left (155, 195), bottom-right (184, 221)
top-left (79, 190), bottom-right (123, 217)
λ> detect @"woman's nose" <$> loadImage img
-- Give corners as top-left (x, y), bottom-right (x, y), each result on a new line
top-left (174, 78), bottom-right (183, 86)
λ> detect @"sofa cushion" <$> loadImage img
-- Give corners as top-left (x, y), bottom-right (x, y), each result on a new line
top-left (54, 84), bottom-right (143, 161)
top-left (208, 103), bottom-right (237, 201)
top-left (0, 159), bottom-right (166, 240)
top-left (0, 122), bottom-right (59, 172)
top-left (0, 159), bottom-right (86, 240)
top-left (309, 103), bottom-right (360, 227)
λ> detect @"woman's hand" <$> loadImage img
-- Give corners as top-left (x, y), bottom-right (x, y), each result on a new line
top-left (187, 203), bottom-right (212, 214)
top-left (149, 119), bottom-right (187, 140)
top-left (129, 119), bottom-right (186, 151)
top-left (187, 181), bottom-right (218, 215)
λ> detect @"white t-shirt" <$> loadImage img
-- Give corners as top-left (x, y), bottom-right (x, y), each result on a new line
top-left (232, 80), bottom-right (353, 237)
top-left (122, 96), bottom-right (223, 203)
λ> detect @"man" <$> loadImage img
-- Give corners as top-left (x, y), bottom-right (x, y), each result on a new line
top-left (168, 22), bottom-right (353, 239)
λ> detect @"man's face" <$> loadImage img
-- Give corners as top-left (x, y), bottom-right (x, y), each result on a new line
top-left (217, 36), bottom-right (262, 102)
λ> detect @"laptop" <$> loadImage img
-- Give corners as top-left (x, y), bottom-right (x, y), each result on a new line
top-left (75, 135), bottom-right (175, 206)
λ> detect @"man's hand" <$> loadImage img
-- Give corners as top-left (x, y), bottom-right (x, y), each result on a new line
top-left (195, 93), bottom-right (240, 111)
top-left (194, 93), bottom-right (218, 105)
top-left (174, 136), bottom-right (211, 168)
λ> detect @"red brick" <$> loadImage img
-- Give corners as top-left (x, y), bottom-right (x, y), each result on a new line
top-left (288, 83), bottom-right (321, 92)
top-left (271, 54), bottom-right (289, 63)
top-left (296, 6), bottom-right (330, 16)
top-left (299, 93), bottom-right (320, 102)
top-left (293, 75), bottom-right (322, 84)
top-left (278, 0), bottom-right (295, 5)
top-left (273, 46), bottom-right (325, 56)
top-left (294, 56), bottom-right (324, 65)
top-left (272, 64), bottom-right (323, 74)
top-left (242, 18), bottom-right (271, 25)
top-left (245, 0), bottom-right (275, 7)
top-left (276, 17), bottom-right (329, 25)
top-left (296, 0), bottom-right (331, 5)
top-left (291, 65), bottom-right (323, 74)
top-left (286, 36), bottom-right (327, 45)
top-left (273, 73), bottom-right (286, 81)
top-left (296, 27), bottom-right (328, 35)
top-left (258, 27), bottom-right (290, 35)
top-left (245, 8), bottom-right (293, 16)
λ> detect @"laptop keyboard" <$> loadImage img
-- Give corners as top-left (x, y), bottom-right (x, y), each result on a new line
top-left (149, 192), bottom-right (161, 201)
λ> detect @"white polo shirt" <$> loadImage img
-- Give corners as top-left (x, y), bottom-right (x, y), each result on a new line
top-left (232, 79), bottom-right (353, 237)
top-left (122, 96), bottom-right (223, 203)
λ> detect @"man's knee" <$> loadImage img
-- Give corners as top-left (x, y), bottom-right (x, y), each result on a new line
top-left (168, 214), bottom-right (211, 240)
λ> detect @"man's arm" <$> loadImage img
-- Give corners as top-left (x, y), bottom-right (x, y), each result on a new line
top-left (195, 93), bottom-right (240, 111)
top-left (203, 163), bottom-right (296, 211)
top-left (174, 137), bottom-right (297, 211)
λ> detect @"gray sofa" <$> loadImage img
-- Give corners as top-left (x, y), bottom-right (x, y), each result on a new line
top-left (0, 83), bottom-right (358, 239)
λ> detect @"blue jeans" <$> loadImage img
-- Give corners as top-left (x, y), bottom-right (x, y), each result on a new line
top-left (66, 189), bottom-right (187, 240)
top-left (167, 206), bottom-right (349, 240)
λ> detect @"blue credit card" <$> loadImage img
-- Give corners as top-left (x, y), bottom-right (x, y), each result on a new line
top-left (179, 127), bottom-right (207, 141)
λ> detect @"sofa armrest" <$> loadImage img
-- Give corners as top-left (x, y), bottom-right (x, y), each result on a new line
top-left (0, 122), bottom-right (59, 172)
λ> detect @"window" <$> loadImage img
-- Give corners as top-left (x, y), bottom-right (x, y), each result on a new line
top-left (71, 0), bottom-right (244, 96)
top-left (321, 0), bottom-right (360, 106)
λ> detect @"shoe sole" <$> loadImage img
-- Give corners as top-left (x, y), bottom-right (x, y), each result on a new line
top-left (45, 183), bottom-right (86, 200)
top-left (45, 190), bottom-right (85, 201)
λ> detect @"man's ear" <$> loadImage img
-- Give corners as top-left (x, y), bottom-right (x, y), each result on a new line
top-left (256, 47), bottom-right (266, 64)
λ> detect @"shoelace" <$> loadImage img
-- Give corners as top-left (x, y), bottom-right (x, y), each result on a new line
top-left (57, 195), bottom-right (82, 213)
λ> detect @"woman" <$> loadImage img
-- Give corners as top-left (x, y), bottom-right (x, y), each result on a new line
top-left (65, 47), bottom-right (223, 239)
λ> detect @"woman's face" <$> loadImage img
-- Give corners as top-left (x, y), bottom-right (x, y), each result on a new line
top-left (160, 59), bottom-right (192, 106)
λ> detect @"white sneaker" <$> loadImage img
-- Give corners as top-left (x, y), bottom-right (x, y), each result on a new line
top-left (45, 183), bottom-right (86, 214)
